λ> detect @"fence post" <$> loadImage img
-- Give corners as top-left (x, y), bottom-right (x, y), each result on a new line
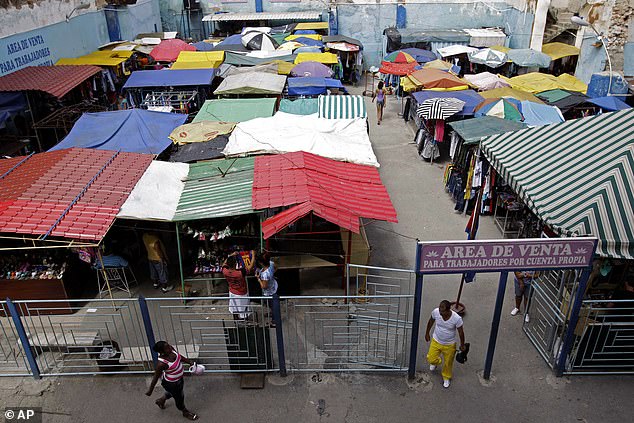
top-left (408, 244), bottom-right (423, 380)
top-left (483, 271), bottom-right (508, 380)
top-left (138, 295), bottom-right (158, 366)
top-left (555, 267), bottom-right (591, 376)
top-left (6, 298), bottom-right (40, 379)
top-left (271, 294), bottom-right (287, 377)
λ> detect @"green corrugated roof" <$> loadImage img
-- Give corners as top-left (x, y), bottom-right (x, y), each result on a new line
top-left (174, 157), bottom-right (255, 221)
top-left (192, 98), bottom-right (276, 123)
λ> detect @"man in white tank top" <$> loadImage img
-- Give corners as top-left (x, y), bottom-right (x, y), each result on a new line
top-left (424, 300), bottom-right (466, 388)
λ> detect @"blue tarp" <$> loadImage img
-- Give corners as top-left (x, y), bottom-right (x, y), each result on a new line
top-left (519, 101), bottom-right (564, 127)
top-left (293, 37), bottom-right (324, 48)
top-left (49, 109), bottom-right (186, 155)
top-left (586, 72), bottom-right (629, 98)
top-left (411, 90), bottom-right (484, 115)
top-left (295, 30), bottom-right (317, 35)
top-left (287, 77), bottom-right (345, 96)
top-left (587, 96), bottom-right (632, 111)
top-left (123, 69), bottom-right (215, 89)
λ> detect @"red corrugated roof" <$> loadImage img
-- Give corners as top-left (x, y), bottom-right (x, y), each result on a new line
top-left (0, 148), bottom-right (152, 241)
top-left (253, 152), bottom-right (397, 238)
top-left (0, 65), bottom-right (102, 98)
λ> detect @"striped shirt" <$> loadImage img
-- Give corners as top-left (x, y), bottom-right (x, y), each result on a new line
top-left (158, 350), bottom-right (184, 382)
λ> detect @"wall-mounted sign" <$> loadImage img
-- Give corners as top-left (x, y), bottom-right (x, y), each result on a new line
top-left (417, 238), bottom-right (597, 274)
top-left (0, 33), bottom-right (53, 76)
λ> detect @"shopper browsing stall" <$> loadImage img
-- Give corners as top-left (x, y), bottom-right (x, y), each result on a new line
top-left (222, 253), bottom-right (250, 320)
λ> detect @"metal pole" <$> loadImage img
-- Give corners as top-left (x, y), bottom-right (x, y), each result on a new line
top-left (408, 243), bottom-right (423, 380)
top-left (483, 271), bottom-right (508, 380)
top-left (175, 223), bottom-right (186, 303)
top-left (555, 267), bottom-right (592, 376)
top-left (588, 23), bottom-right (613, 96)
top-left (25, 93), bottom-right (42, 152)
top-left (6, 298), bottom-right (40, 379)
top-left (138, 295), bottom-right (158, 366)
top-left (272, 293), bottom-right (287, 377)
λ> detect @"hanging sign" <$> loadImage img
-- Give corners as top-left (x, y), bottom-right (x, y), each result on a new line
top-left (417, 237), bottom-right (597, 274)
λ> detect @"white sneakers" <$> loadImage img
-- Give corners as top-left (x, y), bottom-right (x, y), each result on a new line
top-left (524, 313), bottom-right (530, 323)
top-left (511, 307), bottom-right (520, 316)
top-left (429, 364), bottom-right (437, 371)
top-left (443, 379), bottom-right (451, 388)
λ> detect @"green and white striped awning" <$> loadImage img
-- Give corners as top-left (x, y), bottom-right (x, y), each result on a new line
top-left (481, 108), bottom-right (634, 260)
top-left (318, 95), bottom-right (367, 119)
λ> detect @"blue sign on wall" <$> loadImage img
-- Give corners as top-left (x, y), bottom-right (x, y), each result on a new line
top-left (0, 34), bottom-right (53, 76)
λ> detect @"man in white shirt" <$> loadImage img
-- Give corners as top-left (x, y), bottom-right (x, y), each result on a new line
top-left (424, 300), bottom-right (466, 388)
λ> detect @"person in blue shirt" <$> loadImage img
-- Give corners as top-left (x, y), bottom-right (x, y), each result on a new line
top-left (256, 254), bottom-right (278, 327)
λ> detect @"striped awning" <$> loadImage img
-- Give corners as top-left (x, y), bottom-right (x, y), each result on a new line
top-left (318, 95), bottom-right (367, 119)
top-left (481, 109), bottom-right (634, 259)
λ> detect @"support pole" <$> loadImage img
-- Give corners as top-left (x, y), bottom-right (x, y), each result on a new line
top-left (175, 223), bottom-right (185, 303)
top-left (272, 294), bottom-right (286, 377)
top-left (138, 295), bottom-right (158, 366)
top-left (408, 243), bottom-right (423, 380)
top-left (6, 298), bottom-right (40, 379)
top-left (555, 267), bottom-right (592, 376)
top-left (483, 271), bottom-right (508, 380)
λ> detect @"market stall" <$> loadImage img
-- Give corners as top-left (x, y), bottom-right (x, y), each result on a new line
top-left (214, 72), bottom-right (287, 96)
top-left (286, 77), bottom-right (345, 96)
top-left (0, 148), bottom-right (153, 312)
top-left (193, 98), bottom-right (277, 123)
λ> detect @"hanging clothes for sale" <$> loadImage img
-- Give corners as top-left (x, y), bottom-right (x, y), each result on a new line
top-left (434, 119), bottom-right (445, 142)
top-left (449, 131), bottom-right (459, 159)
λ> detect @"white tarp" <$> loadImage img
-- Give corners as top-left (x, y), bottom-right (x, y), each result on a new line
top-left (437, 45), bottom-right (479, 57)
top-left (117, 161), bottom-right (189, 221)
top-left (223, 112), bottom-right (379, 167)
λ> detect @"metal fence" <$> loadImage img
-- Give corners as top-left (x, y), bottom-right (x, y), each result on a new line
top-left (567, 299), bottom-right (634, 375)
top-left (0, 265), bottom-right (415, 378)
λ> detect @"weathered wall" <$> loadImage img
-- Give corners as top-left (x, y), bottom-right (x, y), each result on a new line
top-left (606, 0), bottom-right (633, 73)
top-left (0, 0), bottom-right (162, 76)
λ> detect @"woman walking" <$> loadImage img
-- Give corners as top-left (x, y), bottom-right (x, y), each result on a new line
top-left (256, 254), bottom-right (278, 327)
top-left (372, 81), bottom-right (386, 125)
top-left (146, 341), bottom-right (199, 420)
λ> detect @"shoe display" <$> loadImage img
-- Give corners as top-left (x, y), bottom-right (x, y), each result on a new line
top-left (511, 307), bottom-right (520, 316)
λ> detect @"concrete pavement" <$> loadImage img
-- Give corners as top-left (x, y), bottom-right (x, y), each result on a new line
top-left (1, 87), bottom-right (632, 423)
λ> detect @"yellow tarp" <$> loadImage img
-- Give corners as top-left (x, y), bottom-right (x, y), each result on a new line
top-left (286, 34), bottom-right (322, 41)
top-left (294, 52), bottom-right (338, 65)
top-left (541, 42), bottom-right (580, 60)
top-left (269, 60), bottom-right (295, 75)
top-left (295, 22), bottom-right (329, 30)
top-left (56, 50), bottom-right (132, 67)
top-left (400, 76), bottom-right (419, 92)
top-left (171, 51), bottom-right (224, 69)
top-left (479, 87), bottom-right (544, 103)
top-left (503, 72), bottom-right (587, 94)
top-left (423, 85), bottom-right (470, 92)
top-left (169, 121), bottom-right (237, 145)
top-left (423, 59), bottom-right (457, 72)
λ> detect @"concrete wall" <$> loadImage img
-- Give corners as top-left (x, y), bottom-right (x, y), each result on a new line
top-left (0, 0), bottom-right (162, 76)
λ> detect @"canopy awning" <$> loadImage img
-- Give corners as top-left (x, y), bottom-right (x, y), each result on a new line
top-left (204, 11), bottom-right (322, 22)
top-left (437, 45), bottom-right (479, 57)
top-left (56, 51), bottom-right (133, 67)
top-left (174, 157), bottom-right (255, 221)
top-left (214, 72), bottom-right (286, 95)
top-left (193, 98), bottom-right (276, 123)
top-left (541, 42), bottom-right (580, 60)
top-left (409, 68), bottom-right (469, 89)
top-left (123, 69), bottom-right (215, 89)
top-left (171, 51), bottom-right (225, 69)
top-left (253, 152), bottom-right (397, 238)
top-left (464, 72), bottom-right (510, 90)
top-left (287, 77), bottom-right (343, 96)
top-left (294, 52), bottom-right (338, 65)
top-left (503, 72), bottom-right (587, 94)
top-left (295, 22), bottom-right (329, 30)
top-left (535, 89), bottom-right (589, 112)
top-left (448, 116), bottom-right (526, 144)
top-left (479, 87), bottom-right (544, 104)
top-left (224, 112), bottom-right (379, 167)
top-left (0, 65), bottom-right (102, 98)
top-left (318, 95), bottom-right (366, 119)
top-left (223, 51), bottom-right (296, 66)
top-left (49, 109), bottom-right (186, 155)
top-left (481, 108), bottom-right (634, 259)
top-left (322, 35), bottom-right (362, 47)
top-left (411, 90), bottom-right (484, 115)
top-left (0, 148), bottom-right (152, 241)
top-left (280, 98), bottom-right (319, 115)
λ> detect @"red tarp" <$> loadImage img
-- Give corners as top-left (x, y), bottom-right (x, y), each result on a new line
top-left (0, 148), bottom-right (153, 241)
top-left (150, 39), bottom-right (197, 62)
top-left (253, 152), bottom-right (397, 239)
top-left (0, 65), bottom-right (102, 98)
top-left (379, 61), bottom-right (417, 76)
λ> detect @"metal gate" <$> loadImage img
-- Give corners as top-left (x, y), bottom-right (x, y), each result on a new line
top-left (523, 269), bottom-right (581, 369)
top-left (281, 265), bottom-right (414, 372)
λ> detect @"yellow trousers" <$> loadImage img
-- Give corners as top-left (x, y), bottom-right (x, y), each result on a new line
top-left (427, 339), bottom-right (457, 380)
